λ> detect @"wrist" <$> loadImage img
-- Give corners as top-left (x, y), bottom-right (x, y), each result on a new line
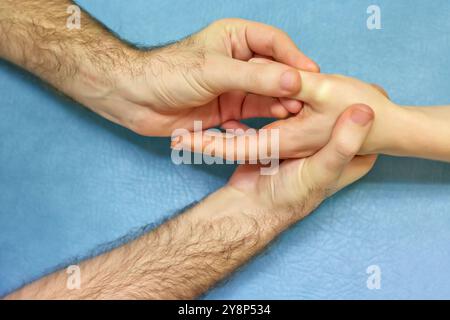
top-left (67, 45), bottom-right (146, 102)
top-left (361, 101), bottom-right (410, 155)
top-left (68, 45), bottom-right (159, 132)
top-left (209, 185), bottom-right (308, 234)
top-left (363, 102), bottom-right (439, 159)
top-left (383, 105), bottom-right (422, 157)
top-left (384, 106), bottom-right (450, 161)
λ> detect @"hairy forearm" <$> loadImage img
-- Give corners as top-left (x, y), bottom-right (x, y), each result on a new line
top-left (377, 104), bottom-right (450, 162)
top-left (0, 0), bottom-right (142, 104)
top-left (6, 187), bottom-right (299, 300)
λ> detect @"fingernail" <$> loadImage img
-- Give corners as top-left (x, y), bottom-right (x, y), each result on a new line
top-left (280, 70), bottom-right (300, 92)
top-left (350, 105), bottom-right (374, 126)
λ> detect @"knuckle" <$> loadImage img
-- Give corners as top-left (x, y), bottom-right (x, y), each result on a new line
top-left (314, 74), bottom-right (364, 102)
top-left (314, 77), bottom-right (337, 102)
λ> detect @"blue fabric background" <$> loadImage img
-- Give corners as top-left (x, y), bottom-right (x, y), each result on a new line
top-left (1, 0), bottom-right (450, 299)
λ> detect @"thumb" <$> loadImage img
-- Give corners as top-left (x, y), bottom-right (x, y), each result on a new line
top-left (209, 56), bottom-right (302, 97)
top-left (304, 104), bottom-right (375, 189)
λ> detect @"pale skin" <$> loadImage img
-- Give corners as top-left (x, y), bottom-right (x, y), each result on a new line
top-left (1, 0), bottom-right (449, 300)
top-left (177, 60), bottom-right (450, 163)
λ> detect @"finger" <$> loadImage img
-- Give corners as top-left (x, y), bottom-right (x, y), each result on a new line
top-left (335, 155), bottom-right (378, 192)
top-left (279, 98), bottom-right (303, 114)
top-left (240, 94), bottom-right (290, 119)
top-left (248, 58), bottom-right (303, 113)
top-left (305, 104), bottom-right (375, 187)
top-left (221, 120), bottom-right (250, 131)
top-left (171, 114), bottom-right (317, 161)
top-left (171, 128), bottom-right (278, 162)
top-left (248, 57), bottom-right (275, 64)
top-left (270, 103), bottom-right (291, 118)
top-left (213, 91), bottom-right (290, 126)
top-left (245, 60), bottom-right (330, 106)
top-left (293, 70), bottom-right (328, 103)
top-left (251, 55), bottom-right (274, 62)
top-left (213, 56), bottom-right (302, 97)
top-left (242, 20), bottom-right (320, 72)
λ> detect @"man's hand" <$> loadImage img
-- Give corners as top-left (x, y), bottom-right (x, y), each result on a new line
top-left (228, 104), bottom-right (377, 216)
top-left (0, 1), bottom-right (319, 136)
top-left (6, 104), bottom-right (375, 299)
top-left (117, 19), bottom-right (320, 136)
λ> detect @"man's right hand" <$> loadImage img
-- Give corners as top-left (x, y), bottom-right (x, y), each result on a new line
top-left (228, 103), bottom-right (377, 222)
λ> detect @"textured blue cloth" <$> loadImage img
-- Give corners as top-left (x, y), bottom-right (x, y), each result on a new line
top-left (1, 0), bottom-right (450, 299)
